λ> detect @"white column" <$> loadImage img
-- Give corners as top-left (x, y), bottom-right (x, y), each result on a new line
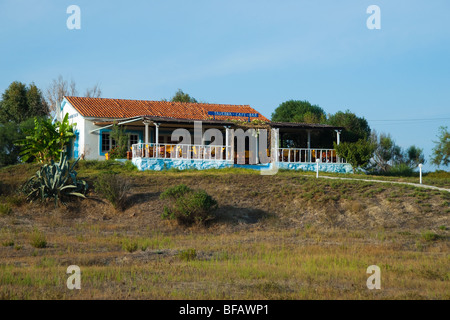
top-left (225, 127), bottom-right (230, 161)
top-left (335, 129), bottom-right (341, 163)
top-left (271, 128), bottom-right (279, 164)
top-left (335, 130), bottom-right (341, 145)
top-left (255, 129), bottom-right (259, 165)
top-left (155, 123), bottom-right (160, 158)
top-left (230, 129), bottom-right (235, 162)
top-left (155, 123), bottom-right (160, 145)
top-left (144, 121), bottom-right (149, 145)
top-left (144, 120), bottom-right (150, 158)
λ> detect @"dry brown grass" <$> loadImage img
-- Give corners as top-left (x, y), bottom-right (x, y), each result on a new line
top-left (0, 163), bottom-right (448, 299)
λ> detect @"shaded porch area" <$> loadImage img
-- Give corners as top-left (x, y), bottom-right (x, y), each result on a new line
top-left (272, 122), bottom-right (346, 165)
top-left (92, 116), bottom-right (351, 172)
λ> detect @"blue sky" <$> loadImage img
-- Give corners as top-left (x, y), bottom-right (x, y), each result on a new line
top-left (1, 0), bottom-right (449, 171)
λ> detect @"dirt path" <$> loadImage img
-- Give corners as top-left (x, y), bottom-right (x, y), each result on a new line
top-left (306, 175), bottom-right (450, 193)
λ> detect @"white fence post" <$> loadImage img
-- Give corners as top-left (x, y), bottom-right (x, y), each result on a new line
top-left (419, 163), bottom-right (423, 184)
top-left (316, 158), bottom-right (320, 178)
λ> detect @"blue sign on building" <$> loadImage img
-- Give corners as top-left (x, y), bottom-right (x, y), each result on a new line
top-left (207, 111), bottom-right (259, 122)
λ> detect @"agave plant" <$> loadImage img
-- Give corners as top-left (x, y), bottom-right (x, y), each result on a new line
top-left (22, 152), bottom-right (88, 206)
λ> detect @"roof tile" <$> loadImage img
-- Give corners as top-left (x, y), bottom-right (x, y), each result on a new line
top-left (64, 96), bottom-right (269, 122)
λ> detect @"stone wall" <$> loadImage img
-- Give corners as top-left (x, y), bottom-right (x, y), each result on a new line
top-left (132, 158), bottom-right (234, 171)
top-left (277, 162), bottom-right (353, 173)
top-left (132, 158), bottom-right (353, 173)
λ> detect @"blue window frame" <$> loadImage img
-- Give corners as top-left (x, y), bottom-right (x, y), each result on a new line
top-left (74, 130), bottom-right (79, 158)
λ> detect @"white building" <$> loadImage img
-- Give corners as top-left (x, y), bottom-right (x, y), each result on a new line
top-left (59, 96), bottom-right (351, 173)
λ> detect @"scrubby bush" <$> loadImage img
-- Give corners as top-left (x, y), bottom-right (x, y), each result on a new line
top-left (30, 229), bottom-right (47, 248)
top-left (2, 240), bottom-right (14, 247)
top-left (426, 170), bottom-right (450, 179)
top-left (6, 194), bottom-right (25, 207)
top-left (160, 184), bottom-right (218, 226)
top-left (94, 172), bottom-right (131, 211)
top-left (0, 203), bottom-right (12, 216)
top-left (160, 184), bottom-right (191, 199)
top-left (75, 159), bottom-right (137, 172)
top-left (109, 124), bottom-right (129, 159)
top-left (386, 163), bottom-right (414, 177)
top-left (334, 139), bottom-right (375, 171)
top-left (178, 248), bottom-right (197, 261)
top-left (122, 239), bottom-right (138, 253)
top-left (420, 231), bottom-right (442, 242)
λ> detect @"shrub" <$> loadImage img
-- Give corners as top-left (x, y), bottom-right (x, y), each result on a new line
top-left (426, 170), bottom-right (450, 179)
top-left (160, 184), bottom-right (192, 200)
top-left (334, 139), bottom-right (375, 171)
top-left (0, 203), bottom-right (12, 216)
top-left (386, 163), bottom-right (414, 177)
top-left (109, 123), bottom-right (129, 159)
top-left (75, 160), bottom-right (137, 173)
top-left (122, 239), bottom-right (138, 253)
top-left (30, 230), bottom-right (47, 248)
top-left (108, 146), bottom-right (125, 160)
top-left (420, 231), bottom-right (442, 242)
top-left (160, 184), bottom-right (218, 226)
top-left (6, 194), bottom-right (25, 207)
top-left (2, 240), bottom-right (14, 247)
top-left (178, 248), bottom-right (197, 261)
top-left (94, 172), bottom-right (131, 211)
top-left (22, 152), bottom-right (88, 206)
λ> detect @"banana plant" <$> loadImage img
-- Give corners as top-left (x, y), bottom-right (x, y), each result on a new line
top-left (22, 152), bottom-right (88, 206)
top-left (17, 113), bottom-right (75, 163)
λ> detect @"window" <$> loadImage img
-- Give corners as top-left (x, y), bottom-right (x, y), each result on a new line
top-left (101, 132), bottom-right (110, 153)
top-left (101, 130), bottom-right (141, 155)
top-left (129, 134), bottom-right (139, 148)
top-left (101, 131), bottom-right (117, 154)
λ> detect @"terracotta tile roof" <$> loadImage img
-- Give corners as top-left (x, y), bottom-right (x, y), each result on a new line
top-left (64, 96), bottom-right (269, 122)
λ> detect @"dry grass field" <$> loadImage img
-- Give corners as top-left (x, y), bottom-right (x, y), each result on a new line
top-left (0, 162), bottom-right (449, 300)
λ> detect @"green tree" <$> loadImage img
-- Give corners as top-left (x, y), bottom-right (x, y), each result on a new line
top-left (334, 139), bottom-right (375, 171)
top-left (17, 113), bottom-right (75, 163)
top-left (431, 126), bottom-right (450, 167)
top-left (0, 81), bottom-right (48, 124)
top-left (368, 132), bottom-right (425, 174)
top-left (0, 118), bottom-right (35, 167)
top-left (369, 132), bottom-right (403, 173)
top-left (327, 110), bottom-right (371, 143)
top-left (271, 100), bottom-right (326, 123)
top-left (171, 89), bottom-right (198, 103)
top-left (109, 123), bottom-right (129, 159)
top-left (404, 145), bottom-right (425, 168)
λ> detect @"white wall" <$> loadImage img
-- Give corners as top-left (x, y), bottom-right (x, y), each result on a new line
top-left (61, 99), bottom-right (106, 160)
top-left (83, 119), bottom-right (104, 160)
top-left (61, 100), bottom-right (86, 159)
